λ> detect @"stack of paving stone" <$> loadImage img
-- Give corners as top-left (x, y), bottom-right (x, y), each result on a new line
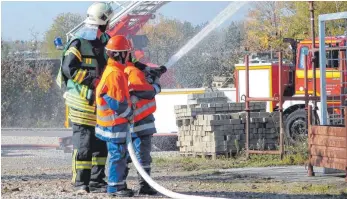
top-left (175, 91), bottom-right (280, 158)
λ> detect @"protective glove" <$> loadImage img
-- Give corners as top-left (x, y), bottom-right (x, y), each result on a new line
top-left (145, 75), bottom-right (154, 84)
top-left (153, 83), bottom-right (161, 94)
top-left (130, 95), bottom-right (139, 104)
top-left (153, 76), bottom-right (160, 85)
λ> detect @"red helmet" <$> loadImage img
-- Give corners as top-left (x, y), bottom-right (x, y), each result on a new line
top-left (105, 35), bottom-right (131, 52)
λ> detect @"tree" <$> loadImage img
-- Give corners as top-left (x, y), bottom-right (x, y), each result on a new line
top-left (244, 1), bottom-right (289, 53)
top-left (43, 12), bottom-right (84, 58)
top-left (1, 32), bottom-right (65, 127)
top-left (220, 22), bottom-right (246, 79)
top-left (244, 1), bottom-right (347, 53)
top-left (1, 39), bottom-right (11, 58)
top-left (141, 15), bottom-right (246, 88)
top-left (141, 16), bottom-right (206, 88)
top-left (283, 1), bottom-right (347, 39)
top-left (141, 15), bottom-right (197, 65)
top-left (172, 22), bottom-right (245, 88)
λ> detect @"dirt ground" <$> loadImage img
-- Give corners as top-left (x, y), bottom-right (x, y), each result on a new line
top-left (1, 146), bottom-right (347, 199)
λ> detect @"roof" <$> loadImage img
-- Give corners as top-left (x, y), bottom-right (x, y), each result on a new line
top-left (299, 36), bottom-right (347, 44)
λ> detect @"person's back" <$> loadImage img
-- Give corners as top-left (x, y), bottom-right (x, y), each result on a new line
top-left (124, 63), bottom-right (161, 195)
top-left (124, 64), bottom-right (159, 135)
top-left (95, 58), bottom-right (130, 142)
top-left (95, 35), bottom-right (135, 197)
top-left (59, 2), bottom-right (114, 194)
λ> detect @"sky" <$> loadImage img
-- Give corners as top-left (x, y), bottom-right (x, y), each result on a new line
top-left (1, 1), bottom-right (251, 41)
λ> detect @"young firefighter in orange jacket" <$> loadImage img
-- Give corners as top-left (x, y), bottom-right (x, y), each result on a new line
top-left (124, 59), bottom-right (161, 195)
top-left (95, 35), bottom-right (135, 197)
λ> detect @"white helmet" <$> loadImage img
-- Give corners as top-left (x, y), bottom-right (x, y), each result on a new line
top-left (84, 2), bottom-right (114, 26)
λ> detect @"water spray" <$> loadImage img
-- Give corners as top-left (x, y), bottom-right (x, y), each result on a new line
top-left (165, 1), bottom-right (247, 68)
top-left (88, 1), bottom-right (249, 198)
top-left (126, 2), bottom-right (248, 198)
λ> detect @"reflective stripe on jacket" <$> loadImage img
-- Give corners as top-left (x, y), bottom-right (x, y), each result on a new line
top-left (95, 124), bottom-right (128, 143)
top-left (132, 114), bottom-right (157, 137)
top-left (62, 35), bottom-right (109, 126)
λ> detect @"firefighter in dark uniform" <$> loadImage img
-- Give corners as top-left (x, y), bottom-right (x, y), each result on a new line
top-left (60, 2), bottom-right (114, 194)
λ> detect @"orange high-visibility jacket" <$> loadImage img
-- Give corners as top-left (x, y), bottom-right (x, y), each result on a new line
top-left (124, 64), bottom-right (157, 122)
top-left (124, 63), bottom-right (160, 136)
top-left (95, 59), bottom-right (132, 143)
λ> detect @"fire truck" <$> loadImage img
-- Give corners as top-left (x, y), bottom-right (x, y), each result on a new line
top-left (235, 36), bottom-right (347, 140)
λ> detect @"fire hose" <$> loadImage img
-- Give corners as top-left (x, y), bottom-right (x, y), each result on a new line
top-left (126, 100), bottom-right (227, 199)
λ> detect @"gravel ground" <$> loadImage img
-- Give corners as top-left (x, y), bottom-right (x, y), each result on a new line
top-left (2, 136), bottom-right (347, 199)
top-left (1, 136), bottom-right (60, 146)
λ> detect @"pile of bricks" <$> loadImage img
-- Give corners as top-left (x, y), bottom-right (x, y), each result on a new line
top-left (175, 91), bottom-right (280, 158)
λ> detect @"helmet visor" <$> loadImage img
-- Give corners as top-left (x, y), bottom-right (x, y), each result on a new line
top-left (75, 24), bottom-right (98, 40)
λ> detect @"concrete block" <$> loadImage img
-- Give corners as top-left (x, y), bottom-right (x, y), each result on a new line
top-left (250, 128), bottom-right (257, 134)
top-left (188, 99), bottom-right (198, 105)
top-left (234, 124), bottom-right (245, 130)
top-left (203, 107), bottom-right (214, 112)
top-left (228, 113), bottom-right (239, 119)
top-left (208, 103), bottom-right (216, 108)
top-left (222, 103), bottom-right (229, 108)
top-left (216, 108), bottom-right (224, 112)
top-left (229, 119), bottom-right (241, 125)
top-left (257, 128), bottom-right (264, 134)
top-left (265, 123), bottom-right (275, 128)
top-left (215, 103), bottom-right (223, 108)
top-left (250, 117), bottom-right (265, 123)
top-left (210, 92), bottom-right (218, 98)
top-left (204, 126), bottom-right (212, 131)
top-left (265, 133), bottom-right (278, 139)
top-left (259, 112), bottom-right (271, 117)
top-left (217, 92), bottom-right (225, 97)
top-left (222, 125), bottom-right (234, 132)
top-left (214, 125), bottom-right (225, 131)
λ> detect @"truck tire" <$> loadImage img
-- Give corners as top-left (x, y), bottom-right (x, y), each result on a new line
top-left (285, 109), bottom-right (307, 143)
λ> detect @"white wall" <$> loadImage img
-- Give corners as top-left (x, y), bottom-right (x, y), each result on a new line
top-left (237, 68), bottom-right (271, 112)
top-left (154, 88), bottom-right (236, 133)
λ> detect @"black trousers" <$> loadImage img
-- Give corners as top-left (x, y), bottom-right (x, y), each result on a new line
top-left (71, 123), bottom-right (108, 187)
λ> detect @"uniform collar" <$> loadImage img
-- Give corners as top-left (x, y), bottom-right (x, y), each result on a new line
top-left (126, 62), bottom-right (135, 67)
top-left (107, 59), bottom-right (126, 71)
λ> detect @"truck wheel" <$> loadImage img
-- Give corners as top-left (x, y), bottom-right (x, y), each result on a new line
top-left (285, 109), bottom-right (307, 143)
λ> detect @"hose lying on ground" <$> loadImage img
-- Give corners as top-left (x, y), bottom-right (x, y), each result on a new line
top-left (126, 124), bottom-right (228, 199)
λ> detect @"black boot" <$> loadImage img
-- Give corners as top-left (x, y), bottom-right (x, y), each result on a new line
top-left (73, 185), bottom-right (90, 194)
top-left (136, 169), bottom-right (158, 195)
top-left (89, 180), bottom-right (107, 193)
top-left (109, 188), bottom-right (134, 197)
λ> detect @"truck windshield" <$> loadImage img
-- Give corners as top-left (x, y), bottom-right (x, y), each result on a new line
top-left (314, 50), bottom-right (340, 69)
top-left (299, 46), bottom-right (309, 69)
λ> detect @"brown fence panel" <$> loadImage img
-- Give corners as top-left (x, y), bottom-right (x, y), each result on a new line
top-left (309, 133), bottom-right (346, 148)
top-left (308, 106), bottom-right (347, 181)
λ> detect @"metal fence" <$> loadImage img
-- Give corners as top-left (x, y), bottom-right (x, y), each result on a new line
top-left (318, 11), bottom-right (347, 125)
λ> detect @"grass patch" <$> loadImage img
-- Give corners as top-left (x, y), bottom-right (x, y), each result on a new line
top-left (153, 153), bottom-right (305, 171)
top-left (186, 181), bottom-right (347, 196)
top-left (154, 141), bottom-right (308, 171)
